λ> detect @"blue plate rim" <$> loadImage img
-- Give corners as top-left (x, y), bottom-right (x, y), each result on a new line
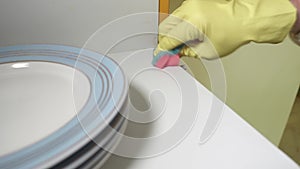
top-left (0, 44), bottom-right (128, 169)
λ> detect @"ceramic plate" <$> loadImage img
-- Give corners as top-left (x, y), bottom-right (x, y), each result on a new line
top-left (52, 113), bottom-right (127, 169)
top-left (0, 45), bottom-right (128, 169)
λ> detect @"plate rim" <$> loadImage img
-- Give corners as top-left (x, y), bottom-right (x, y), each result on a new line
top-left (0, 44), bottom-right (128, 169)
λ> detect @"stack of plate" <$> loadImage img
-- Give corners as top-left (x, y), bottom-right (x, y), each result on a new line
top-left (0, 45), bottom-right (128, 169)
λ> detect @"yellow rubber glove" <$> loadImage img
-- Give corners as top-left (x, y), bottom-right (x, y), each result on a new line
top-left (155, 0), bottom-right (297, 59)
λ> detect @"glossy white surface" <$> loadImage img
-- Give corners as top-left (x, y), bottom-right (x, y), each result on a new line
top-left (0, 62), bottom-right (90, 156)
top-left (101, 49), bottom-right (300, 169)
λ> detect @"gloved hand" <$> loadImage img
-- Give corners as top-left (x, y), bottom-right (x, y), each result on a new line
top-left (155, 0), bottom-right (296, 59)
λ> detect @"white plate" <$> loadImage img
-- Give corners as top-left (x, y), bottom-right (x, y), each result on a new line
top-left (0, 61), bottom-right (90, 156)
top-left (53, 112), bottom-right (127, 169)
top-left (0, 45), bottom-right (128, 169)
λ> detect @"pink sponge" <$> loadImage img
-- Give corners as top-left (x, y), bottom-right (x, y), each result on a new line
top-left (152, 45), bottom-right (183, 69)
top-left (154, 54), bottom-right (180, 69)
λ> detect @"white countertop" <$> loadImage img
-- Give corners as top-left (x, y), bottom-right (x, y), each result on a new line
top-left (101, 48), bottom-right (299, 169)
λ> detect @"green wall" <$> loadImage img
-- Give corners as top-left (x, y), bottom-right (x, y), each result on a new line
top-left (182, 38), bottom-right (300, 145)
top-left (169, 0), bottom-right (300, 145)
top-left (169, 0), bottom-right (183, 12)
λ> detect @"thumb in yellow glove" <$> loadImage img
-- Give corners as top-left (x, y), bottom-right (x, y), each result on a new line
top-left (155, 0), bottom-right (297, 60)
